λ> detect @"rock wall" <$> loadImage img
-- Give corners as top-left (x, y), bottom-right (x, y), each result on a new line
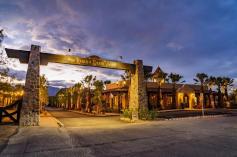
top-left (20, 45), bottom-right (40, 126)
top-left (129, 60), bottom-right (148, 120)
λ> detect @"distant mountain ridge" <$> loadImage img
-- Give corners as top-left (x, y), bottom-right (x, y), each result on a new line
top-left (48, 86), bottom-right (60, 96)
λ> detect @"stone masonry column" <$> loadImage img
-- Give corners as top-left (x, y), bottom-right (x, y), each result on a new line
top-left (20, 45), bottom-right (40, 126)
top-left (129, 60), bottom-right (148, 120)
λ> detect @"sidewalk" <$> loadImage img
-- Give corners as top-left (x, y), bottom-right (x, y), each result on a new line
top-left (0, 126), bottom-right (18, 153)
top-left (0, 112), bottom-right (93, 157)
top-left (40, 111), bottom-right (63, 127)
top-left (0, 111), bottom-right (63, 155)
top-left (0, 127), bottom-right (94, 157)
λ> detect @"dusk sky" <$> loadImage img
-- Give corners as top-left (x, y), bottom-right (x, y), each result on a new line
top-left (0, 0), bottom-right (237, 88)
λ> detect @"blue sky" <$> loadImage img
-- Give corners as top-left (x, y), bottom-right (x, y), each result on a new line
top-left (0, 0), bottom-right (237, 88)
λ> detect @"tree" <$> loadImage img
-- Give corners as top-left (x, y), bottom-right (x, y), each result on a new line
top-left (168, 73), bottom-right (184, 109)
top-left (0, 29), bottom-right (9, 78)
top-left (73, 82), bottom-right (82, 110)
top-left (152, 70), bottom-right (168, 109)
top-left (194, 73), bottom-right (208, 108)
top-left (104, 80), bottom-right (111, 85)
top-left (207, 76), bottom-right (216, 108)
top-left (144, 70), bottom-right (153, 82)
top-left (56, 88), bottom-right (67, 108)
top-left (230, 89), bottom-right (237, 106)
top-left (92, 80), bottom-right (104, 113)
top-left (121, 70), bottom-right (130, 81)
top-left (215, 77), bottom-right (224, 108)
top-left (82, 75), bottom-right (96, 112)
top-left (67, 87), bottom-right (74, 110)
top-left (39, 75), bottom-right (48, 112)
top-left (222, 77), bottom-right (234, 108)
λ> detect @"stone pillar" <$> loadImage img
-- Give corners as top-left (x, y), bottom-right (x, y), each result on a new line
top-left (20, 45), bottom-right (40, 126)
top-left (129, 60), bottom-right (148, 120)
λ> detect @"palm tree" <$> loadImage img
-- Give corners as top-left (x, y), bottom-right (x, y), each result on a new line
top-left (193, 73), bottom-right (208, 108)
top-left (92, 80), bottom-right (104, 113)
top-left (74, 82), bottom-right (82, 110)
top-left (215, 77), bottom-right (224, 108)
top-left (207, 76), bottom-right (216, 108)
top-left (222, 77), bottom-right (234, 108)
top-left (56, 88), bottom-right (67, 108)
top-left (82, 75), bottom-right (96, 112)
top-left (168, 73), bottom-right (184, 109)
top-left (232, 89), bottom-right (237, 105)
top-left (121, 70), bottom-right (131, 81)
top-left (65, 88), bottom-right (70, 110)
top-left (39, 75), bottom-right (48, 112)
top-left (153, 70), bottom-right (168, 109)
top-left (104, 80), bottom-right (111, 85)
top-left (144, 70), bottom-right (153, 82)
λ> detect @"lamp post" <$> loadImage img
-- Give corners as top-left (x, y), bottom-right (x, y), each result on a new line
top-left (201, 93), bottom-right (204, 117)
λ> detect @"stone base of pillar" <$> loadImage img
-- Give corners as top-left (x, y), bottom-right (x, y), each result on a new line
top-left (129, 60), bottom-right (148, 121)
top-left (131, 108), bottom-right (139, 121)
top-left (19, 111), bottom-right (39, 126)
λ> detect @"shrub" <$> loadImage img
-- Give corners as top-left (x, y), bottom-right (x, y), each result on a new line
top-left (122, 108), bottom-right (157, 121)
top-left (148, 110), bottom-right (157, 120)
top-left (139, 108), bottom-right (157, 120)
top-left (106, 108), bottom-right (113, 113)
top-left (122, 109), bottom-right (133, 120)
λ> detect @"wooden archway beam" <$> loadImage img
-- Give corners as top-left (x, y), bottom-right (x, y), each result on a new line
top-left (5, 48), bottom-right (152, 72)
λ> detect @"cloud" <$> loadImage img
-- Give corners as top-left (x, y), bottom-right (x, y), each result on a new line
top-left (166, 42), bottom-right (184, 51)
top-left (48, 80), bottom-right (75, 88)
top-left (1, 0), bottom-right (237, 87)
top-left (8, 69), bottom-right (26, 81)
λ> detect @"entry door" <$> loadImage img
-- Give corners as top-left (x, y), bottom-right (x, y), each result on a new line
top-left (183, 95), bottom-right (189, 108)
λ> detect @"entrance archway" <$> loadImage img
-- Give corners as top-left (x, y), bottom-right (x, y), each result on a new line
top-left (6, 45), bottom-right (152, 126)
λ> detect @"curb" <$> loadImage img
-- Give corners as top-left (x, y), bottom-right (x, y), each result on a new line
top-left (42, 111), bottom-right (64, 127)
top-left (54, 118), bottom-right (64, 127)
top-left (69, 110), bottom-right (120, 117)
top-left (161, 114), bottom-right (228, 121)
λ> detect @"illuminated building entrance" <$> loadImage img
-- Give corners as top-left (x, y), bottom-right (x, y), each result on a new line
top-left (5, 45), bottom-right (152, 126)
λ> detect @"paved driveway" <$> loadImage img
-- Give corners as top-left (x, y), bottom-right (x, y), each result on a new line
top-left (48, 108), bottom-right (237, 157)
top-left (1, 108), bottom-right (236, 157)
top-left (48, 108), bottom-right (128, 128)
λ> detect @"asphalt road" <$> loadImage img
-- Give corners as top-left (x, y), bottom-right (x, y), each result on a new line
top-left (48, 108), bottom-right (126, 128)
top-left (48, 108), bottom-right (237, 157)
top-left (1, 108), bottom-right (237, 157)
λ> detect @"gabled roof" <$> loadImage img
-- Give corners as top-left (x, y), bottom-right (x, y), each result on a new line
top-left (152, 66), bottom-right (164, 77)
top-left (176, 84), bottom-right (195, 94)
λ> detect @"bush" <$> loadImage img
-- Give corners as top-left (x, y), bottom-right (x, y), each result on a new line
top-left (122, 109), bottom-right (133, 120)
top-left (139, 108), bottom-right (157, 120)
top-left (105, 108), bottom-right (113, 113)
top-left (121, 108), bottom-right (157, 121)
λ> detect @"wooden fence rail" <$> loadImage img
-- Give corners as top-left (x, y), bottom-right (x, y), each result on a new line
top-left (0, 99), bottom-right (22, 124)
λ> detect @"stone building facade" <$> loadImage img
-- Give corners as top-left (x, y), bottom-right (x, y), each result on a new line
top-left (103, 81), bottom-right (219, 112)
